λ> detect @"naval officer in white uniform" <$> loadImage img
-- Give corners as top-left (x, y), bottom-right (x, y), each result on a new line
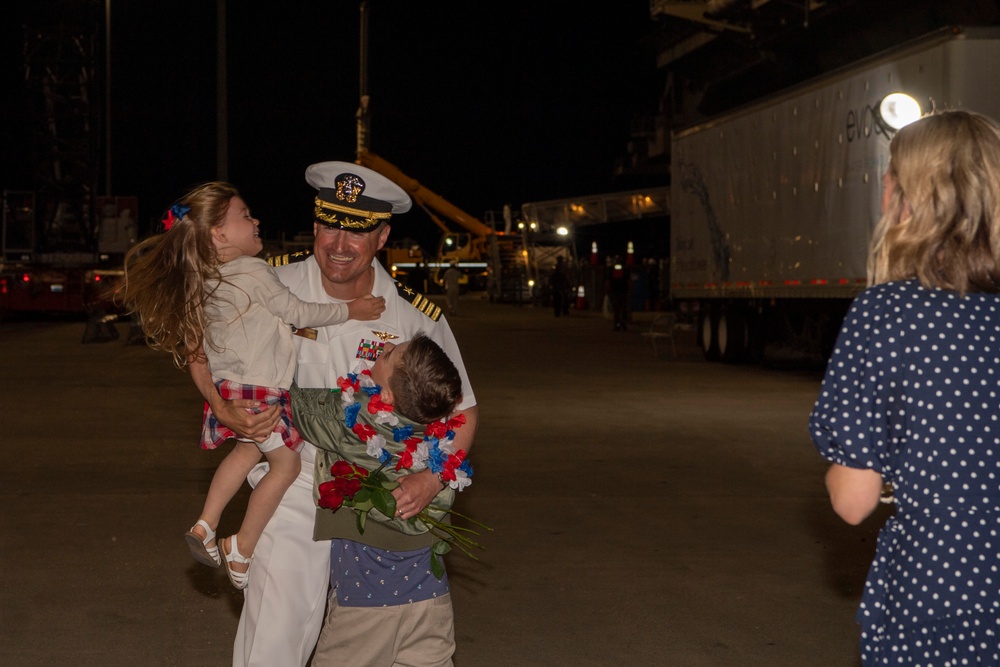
top-left (191, 161), bottom-right (478, 666)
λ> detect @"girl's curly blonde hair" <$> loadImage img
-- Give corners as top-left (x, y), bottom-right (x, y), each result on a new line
top-left (119, 182), bottom-right (240, 367)
top-left (868, 110), bottom-right (1000, 295)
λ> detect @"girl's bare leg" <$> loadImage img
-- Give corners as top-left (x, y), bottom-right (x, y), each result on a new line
top-left (220, 438), bottom-right (299, 574)
top-left (189, 441), bottom-right (263, 545)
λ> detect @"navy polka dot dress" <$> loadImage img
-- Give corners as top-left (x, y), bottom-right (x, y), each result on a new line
top-left (810, 279), bottom-right (1000, 665)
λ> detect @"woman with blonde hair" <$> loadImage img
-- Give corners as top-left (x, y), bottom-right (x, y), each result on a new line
top-left (121, 182), bottom-right (384, 589)
top-left (810, 110), bottom-right (1000, 665)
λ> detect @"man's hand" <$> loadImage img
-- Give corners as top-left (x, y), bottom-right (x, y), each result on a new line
top-left (392, 469), bottom-right (444, 520)
top-left (189, 356), bottom-right (281, 442)
top-left (213, 397), bottom-right (281, 443)
top-left (390, 406), bottom-right (478, 519)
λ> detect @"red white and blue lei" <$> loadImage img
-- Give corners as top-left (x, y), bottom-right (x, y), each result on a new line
top-left (337, 363), bottom-right (473, 491)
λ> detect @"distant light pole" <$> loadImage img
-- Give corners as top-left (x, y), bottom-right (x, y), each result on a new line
top-left (356, 0), bottom-right (370, 158)
top-left (104, 0), bottom-right (112, 195)
top-left (216, 0), bottom-right (228, 180)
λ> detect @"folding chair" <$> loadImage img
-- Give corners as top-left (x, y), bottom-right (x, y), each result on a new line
top-left (641, 312), bottom-right (678, 358)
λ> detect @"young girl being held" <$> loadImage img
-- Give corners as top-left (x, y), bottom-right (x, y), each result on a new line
top-left (121, 182), bottom-right (385, 589)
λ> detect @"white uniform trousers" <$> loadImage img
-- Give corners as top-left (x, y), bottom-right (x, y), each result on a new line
top-left (233, 460), bottom-right (330, 667)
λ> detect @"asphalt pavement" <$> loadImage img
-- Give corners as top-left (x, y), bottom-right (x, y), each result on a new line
top-left (0, 296), bottom-right (885, 666)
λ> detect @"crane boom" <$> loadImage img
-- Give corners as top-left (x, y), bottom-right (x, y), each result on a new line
top-left (356, 151), bottom-right (494, 238)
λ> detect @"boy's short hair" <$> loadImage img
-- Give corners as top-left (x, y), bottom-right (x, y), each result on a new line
top-left (389, 333), bottom-right (463, 424)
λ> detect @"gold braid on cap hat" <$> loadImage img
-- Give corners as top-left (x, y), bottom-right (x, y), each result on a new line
top-left (314, 197), bottom-right (392, 229)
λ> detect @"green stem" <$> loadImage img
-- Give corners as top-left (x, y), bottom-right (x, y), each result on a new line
top-left (426, 525), bottom-right (482, 560)
top-left (420, 515), bottom-right (486, 554)
top-left (424, 504), bottom-right (494, 532)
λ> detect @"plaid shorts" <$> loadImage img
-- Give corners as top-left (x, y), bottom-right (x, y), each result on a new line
top-left (199, 379), bottom-right (302, 452)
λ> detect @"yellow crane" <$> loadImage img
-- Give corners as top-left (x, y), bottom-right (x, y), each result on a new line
top-left (356, 150), bottom-right (494, 269)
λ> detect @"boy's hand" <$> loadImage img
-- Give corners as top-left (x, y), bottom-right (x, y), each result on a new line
top-left (347, 294), bottom-right (386, 321)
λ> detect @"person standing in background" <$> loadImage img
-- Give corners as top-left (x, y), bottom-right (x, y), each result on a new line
top-left (606, 258), bottom-right (629, 331)
top-left (442, 260), bottom-right (462, 317)
top-left (549, 256), bottom-right (571, 317)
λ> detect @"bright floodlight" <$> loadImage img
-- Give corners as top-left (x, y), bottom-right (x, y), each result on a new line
top-left (879, 93), bottom-right (921, 130)
top-left (556, 226), bottom-right (568, 236)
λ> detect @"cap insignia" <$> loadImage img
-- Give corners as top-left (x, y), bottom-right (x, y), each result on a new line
top-left (335, 174), bottom-right (365, 203)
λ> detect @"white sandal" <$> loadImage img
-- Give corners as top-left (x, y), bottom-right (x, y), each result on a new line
top-left (220, 535), bottom-right (253, 590)
top-left (184, 519), bottom-right (221, 568)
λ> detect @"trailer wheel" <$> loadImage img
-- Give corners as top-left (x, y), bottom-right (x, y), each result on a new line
top-left (716, 308), bottom-right (741, 363)
top-left (698, 307), bottom-right (719, 361)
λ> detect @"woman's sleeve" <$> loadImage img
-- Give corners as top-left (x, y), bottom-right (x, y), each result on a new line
top-left (808, 287), bottom-right (898, 472)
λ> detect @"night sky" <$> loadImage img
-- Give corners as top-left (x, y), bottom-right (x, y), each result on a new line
top-left (2, 1), bottom-right (661, 248)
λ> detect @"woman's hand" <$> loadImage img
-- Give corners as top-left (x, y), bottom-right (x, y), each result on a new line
top-left (825, 463), bottom-right (883, 525)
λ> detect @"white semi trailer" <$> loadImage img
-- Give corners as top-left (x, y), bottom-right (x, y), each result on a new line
top-left (670, 26), bottom-right (1000, 362)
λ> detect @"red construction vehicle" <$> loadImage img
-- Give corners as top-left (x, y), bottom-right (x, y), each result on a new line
top-left (1, 191), bottom-right (134, 316)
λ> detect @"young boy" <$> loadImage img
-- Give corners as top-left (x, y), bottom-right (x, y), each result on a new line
top-left (289, 332), bottom-right (472, 666)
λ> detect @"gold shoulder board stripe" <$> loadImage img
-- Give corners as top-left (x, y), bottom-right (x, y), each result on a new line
top-left (394, 281), bottom-right (442, 321)
top-left (267, 248), bottom-right (312, 268)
